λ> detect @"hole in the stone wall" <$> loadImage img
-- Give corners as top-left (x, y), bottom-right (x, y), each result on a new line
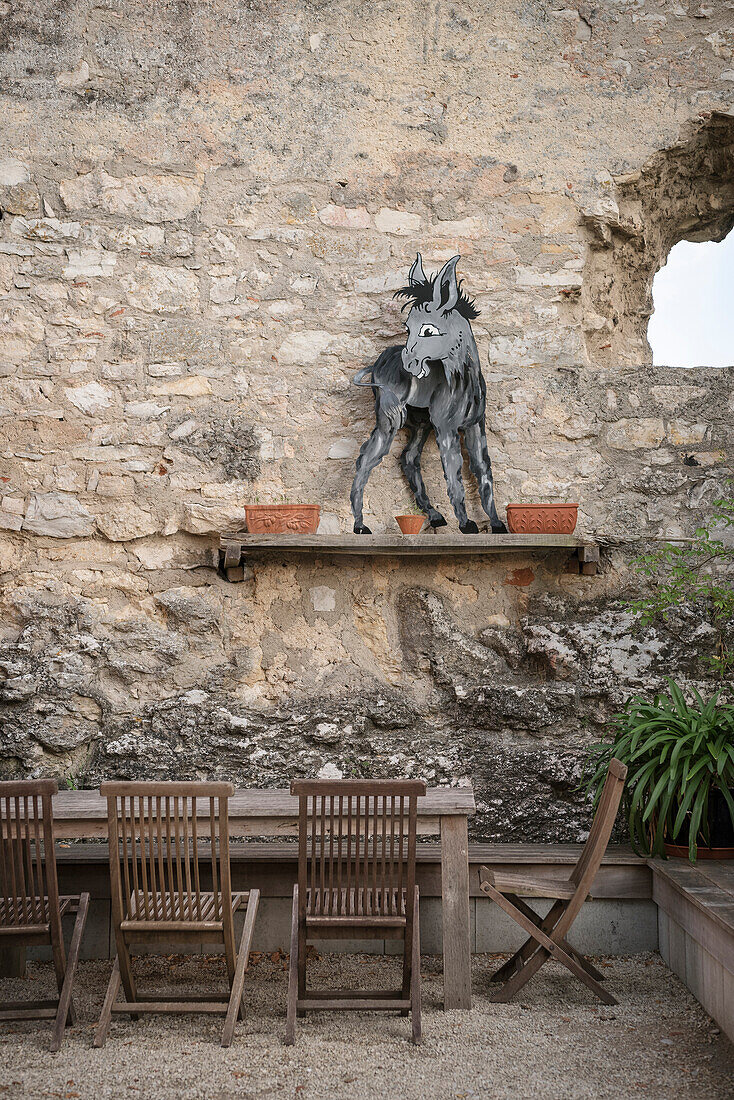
top-left (648, 231), bottom-right (734, 368)
top-left (583, 112), bottom-right (734, 367)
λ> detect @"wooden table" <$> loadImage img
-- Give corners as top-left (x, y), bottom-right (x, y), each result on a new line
top-left (50, 786), bottom-right (476, 1010)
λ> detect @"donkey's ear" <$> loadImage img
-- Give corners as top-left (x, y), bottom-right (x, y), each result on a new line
top-left (408, 252), bottom-right (426, 285)
top-left (432, 254), bottom-right (460, 312)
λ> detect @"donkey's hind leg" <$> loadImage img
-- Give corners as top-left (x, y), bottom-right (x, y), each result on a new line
top-left (399, 420), bottom-right (446, 529)
top-left (350, 422), bottom-right (399, 533)
top-left (464, 421), bottom-right (507, 533)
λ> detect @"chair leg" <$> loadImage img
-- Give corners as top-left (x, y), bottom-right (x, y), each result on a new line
top-left (114, 934), bottom-right (139, 1019)
top-left (222, 921), bottom-right (240, 1020)
top-left (296, 888), bottom-right (307, 1019)
top-left (490, 899), bottom-right (564, 982)
top-left (93, 957), bottom-right (121, 1048)
top-left (489, 894), bottom-right (607, 986)
top-left (50, 917), bottom-right (75, 1027)
top-left (485, 883), bottom-right (617, 1006)
top-left (221, 889), bottom-right (260, 1048)
top-left (498, 894), bottom-right (609, 990)
top-left (50, 893), bottom-right (89, 1053)
top-left (411, 888), bottom-right (421, 1045)
top-left (400, 923), bottom-right (412, 1018)
top-left (285, 888), bottom-right (299, 1046)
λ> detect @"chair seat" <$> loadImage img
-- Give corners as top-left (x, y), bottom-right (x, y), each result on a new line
top-left (120, 890), bottom-right (245, 930)
top-left (305, 886), bottom-right (407, 924)
top-left (481, 869), bottom-right (577, 900)
top-left (0, 895), bottom-right (73, 932)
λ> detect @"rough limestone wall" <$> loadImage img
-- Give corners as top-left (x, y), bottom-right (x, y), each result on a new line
top-left (0, 1), bottom-right (733, 839)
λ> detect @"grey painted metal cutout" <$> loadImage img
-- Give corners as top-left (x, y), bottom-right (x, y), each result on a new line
top-left (350, 253), bottom-right (507, 535)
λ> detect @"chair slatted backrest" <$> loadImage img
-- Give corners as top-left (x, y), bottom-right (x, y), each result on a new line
top-left (291, 780), bottom-right (427, 919)
top-left (0, 780), bottom-right (59, 930)
top-left (560, 758), bottom-right (628, 931)
top-left (100, 782), bottom-right (234, 925)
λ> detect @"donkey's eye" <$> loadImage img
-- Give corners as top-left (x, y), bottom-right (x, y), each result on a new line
top-left (418, 324), bottom-right (442, 338)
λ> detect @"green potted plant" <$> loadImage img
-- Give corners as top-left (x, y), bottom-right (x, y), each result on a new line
top-left (584, 679), bottom-right (734, 860)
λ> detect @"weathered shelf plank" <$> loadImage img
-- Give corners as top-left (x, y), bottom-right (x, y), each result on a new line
top-left (220, 531), bottom-right (588, 559)
top-left (218, 531), bottom-right (597, 578)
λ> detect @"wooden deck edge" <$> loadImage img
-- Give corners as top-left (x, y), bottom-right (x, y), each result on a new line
top-left (648, 860), bottom-right (734, 941)
top-left (653, 873), bottom-right (734, 1041)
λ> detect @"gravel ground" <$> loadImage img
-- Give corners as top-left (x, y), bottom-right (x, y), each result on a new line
top-left (0, 952), bottom-right (731, 1100)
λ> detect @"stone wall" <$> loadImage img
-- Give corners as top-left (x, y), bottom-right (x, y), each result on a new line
top-left (1, 1), bottom-right (732, 839)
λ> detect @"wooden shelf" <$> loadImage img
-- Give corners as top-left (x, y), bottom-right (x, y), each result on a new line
top-left (218, 532), bottom-right (599, 578)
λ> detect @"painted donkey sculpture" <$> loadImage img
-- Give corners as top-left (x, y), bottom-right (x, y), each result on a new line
top-left (350, 253), bottom-right (507, 535)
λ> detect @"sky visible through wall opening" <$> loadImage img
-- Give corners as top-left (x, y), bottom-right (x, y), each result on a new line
top-left (648, 230), bottom-right (734, 368)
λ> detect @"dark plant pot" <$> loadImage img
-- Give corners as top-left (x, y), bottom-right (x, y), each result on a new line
top-left (665, 786), bottom-right (734, 859)
top-left (395, 515), bottom-right (425, 534)
top-left (245, 504), bottom-right (320, 534)
top-left (506, 503), bottom-right (578, 535)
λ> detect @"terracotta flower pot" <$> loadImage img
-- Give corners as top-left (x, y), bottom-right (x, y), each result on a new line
top-left (395, 514), bottom-right (425, 535)
top-left (506, 503), bottom-right (578, 535)
top-left (245, 504), bottom-right (320, 534)
top-left (664, 843), bottom-right (734, 860)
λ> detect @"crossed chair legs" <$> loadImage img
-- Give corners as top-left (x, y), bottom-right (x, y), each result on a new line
top-left (93, 889), bottom-right (260, 1048)
top-left (479, 876), bottom-right (616, 1006)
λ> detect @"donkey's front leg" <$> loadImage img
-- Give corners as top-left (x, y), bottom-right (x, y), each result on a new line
top-left (400, 422), bottom-right (447, 529)
top-left (463, 421), bottom-right (507, 533)
top-left (350, 424), bottom-right (398, 533)
top-left (435, 428), bottom-right (477, 534)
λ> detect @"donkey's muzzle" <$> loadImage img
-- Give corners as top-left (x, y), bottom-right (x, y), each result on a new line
top-left (402, 349), bottom-right (437, 379)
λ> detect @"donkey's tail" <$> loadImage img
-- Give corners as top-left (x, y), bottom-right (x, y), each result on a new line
top-left (352, 366), bottom-right (406, 432)
top-left (352, 366), bottom-right (376, 388)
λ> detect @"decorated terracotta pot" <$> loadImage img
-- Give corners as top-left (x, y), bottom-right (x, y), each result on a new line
top-left (395, 514), bottom-right (425, 534)
top-left (245, 504), bottom-right (320, 534)
top-left (506, 503), bottom-right (578, 535)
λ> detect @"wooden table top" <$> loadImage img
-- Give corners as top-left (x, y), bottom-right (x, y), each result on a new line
top-left (50, 786), bottom-right (476, 839)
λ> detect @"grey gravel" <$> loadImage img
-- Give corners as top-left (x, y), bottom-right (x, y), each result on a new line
top-left (0, 953), bottom-right (731, 1099)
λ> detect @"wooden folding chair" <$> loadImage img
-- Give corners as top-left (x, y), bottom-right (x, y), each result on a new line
top-left (94, 781), bottom-right (259, 1048)
top-left (285, 779), bottom-right (425, 1045)
top-left (479, 758), bottom-right (628, 1005)
top-left (0, 779), bottom-right (89, 1051)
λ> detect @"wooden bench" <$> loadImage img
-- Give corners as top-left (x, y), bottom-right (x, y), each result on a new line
top-left (650, 858), bottom-right (734, 1042)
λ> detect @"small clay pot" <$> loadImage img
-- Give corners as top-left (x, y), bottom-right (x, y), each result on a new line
top-left (245, 504), bottom-right (320, 534)
top-left (395, 514), bottom-right (425, 535)
top-left (506, 503), bottom-right (578, 535)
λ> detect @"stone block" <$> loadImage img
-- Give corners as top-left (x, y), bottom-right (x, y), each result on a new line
top-left (374, 208), bottom-right (422, 235)
top-left (22, 492), bottom-right (96, 538)
top-left (60, 169), bottom-right (201, 223)
top-left (122, 263), bottom-right (200, 313)
top-left (607, 418), bottom-right (666, 450)
top-left (318, 204), bottom-right (371, 229)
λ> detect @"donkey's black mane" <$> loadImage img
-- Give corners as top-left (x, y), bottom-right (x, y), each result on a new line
top-left (394, 274), bottom-right (480, 320)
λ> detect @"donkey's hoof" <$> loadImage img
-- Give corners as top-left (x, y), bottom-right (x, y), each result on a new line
top-left (429, 512), bottom-right (447, 529)
top-left (460, 520), bottom-right (479, 534)
top-left (491, 521), bottom-right (508, 534)
top-left (353, 523), bottom-right (372, 534)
